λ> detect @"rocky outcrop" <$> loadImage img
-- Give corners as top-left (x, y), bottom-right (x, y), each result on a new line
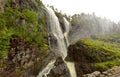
top-left (48, 57), bottom-right (71, 77)
top-left (0, 36), bottom-right (47, 77)
top-left (65, 38), bottom-right (120, 77)
top-left (83, 66), bottom-right (120, 77)
top-left (65, 41), bottom-right (95, 77)
top-left (4, 37), bottom-right (40, 71)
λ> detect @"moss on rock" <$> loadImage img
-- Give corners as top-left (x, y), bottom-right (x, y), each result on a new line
top-left (66, 38), bottom-right (120, 77)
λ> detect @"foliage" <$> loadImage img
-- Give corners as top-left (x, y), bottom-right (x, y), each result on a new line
top-left (95, 59), bottom-right (120, 69)
top-left (0, 28), bottom-right (14, 59)
top-left (14, 24), bottom-right (47, 47)
top-left (22, 9), bottom-right (38, 24)
top-left (0, 0), bottom-right (48, 60)
top-left (0, 6), bottom-right (21, 28)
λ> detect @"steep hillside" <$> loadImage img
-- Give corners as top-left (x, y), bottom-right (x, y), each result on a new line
top-left (0, 0), bottom-right (48, 77)
top-left (66, 35), bottom-right (120, 77)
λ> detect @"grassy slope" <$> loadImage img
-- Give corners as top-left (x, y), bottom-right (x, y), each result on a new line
top-left (80, 38), bottom-right (120, 68)
top-left (67, 33), bottom-right (120, 76)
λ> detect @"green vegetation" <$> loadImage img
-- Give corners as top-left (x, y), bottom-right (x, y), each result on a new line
top-left (76, 37), bottom-right (120, 71)
top-left (95, 59), bottom-right (120, 69)
top-left (68, 36), bottom-right (120, 75)
top-left (92, 33), bottom-right (120, 43)
top-left (0, 0), bottom-right (48, 58)
top-left (0, 0), bottom-right (120, 76)
top-left (0, 0), bottom-right (48, 76)
top-left (22, 9), bottom-right (38, 24)
top-left (0, 28), bottom-right (14, 59)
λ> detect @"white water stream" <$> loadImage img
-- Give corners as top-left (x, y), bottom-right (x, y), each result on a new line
top-left (37, 7), bottom-right (76, 77)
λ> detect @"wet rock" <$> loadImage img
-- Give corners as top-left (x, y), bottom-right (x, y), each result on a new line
top-left (48, 58), bottom-right (71, 77)
top-left (92, 71), bottom-right (101, 76)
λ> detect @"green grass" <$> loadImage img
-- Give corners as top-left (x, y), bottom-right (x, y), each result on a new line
top-left (92, 33), bottom-right (120, 43)
top-left (95, 59), bottom-right (120, 69)
top-left (77, 38), bottom-right (120, 70)
top-left (80, 38), bottom-right (120, 61)
top-left (0, 28), bottom-right (14, 59)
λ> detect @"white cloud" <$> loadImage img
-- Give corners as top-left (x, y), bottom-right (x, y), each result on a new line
top-left (42, 0), bottom-right (120, 22)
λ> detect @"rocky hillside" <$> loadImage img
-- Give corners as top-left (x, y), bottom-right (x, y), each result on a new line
top-left (0, 0), bottom-right (49, 77)
top-left (66, 33), bottom-right (120, 77)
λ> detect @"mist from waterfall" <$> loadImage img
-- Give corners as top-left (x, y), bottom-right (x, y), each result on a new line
top-left (45, 7), bottom-right (68, 59)
top-left (69, 14), bottom-right (120, 44)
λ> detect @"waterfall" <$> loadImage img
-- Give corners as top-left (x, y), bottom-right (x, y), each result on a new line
top-left (63, 17), bottom-right (77, 77)
top-left (46, 7), bottom-right (68, 59)
top-left (65, 62), bottom-right (77, 77)
top-left (63, 17), bottom-right (71, 47)
top-left (37, 60), bottom-right (56, 77)
top-left (37, 7), bottom-right (76, 77)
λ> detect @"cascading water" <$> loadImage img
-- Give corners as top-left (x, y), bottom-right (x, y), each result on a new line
top-left (63, 17), bottom-right (77, 77)
top-left (46, 7), bottom-right (68, 59)
top-left (37, 7), bottom-right (76, 77)
top-left (65, 62), bottom-right (77, 77)
top-left (63, 17), bottom-right (71, 46)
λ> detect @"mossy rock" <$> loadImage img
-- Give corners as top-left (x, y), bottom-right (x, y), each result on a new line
top-left (66, 38), bottom-right (120, 76)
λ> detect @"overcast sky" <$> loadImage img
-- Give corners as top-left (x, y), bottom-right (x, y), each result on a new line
top-left (42, 0), bottom-right (120, 23)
